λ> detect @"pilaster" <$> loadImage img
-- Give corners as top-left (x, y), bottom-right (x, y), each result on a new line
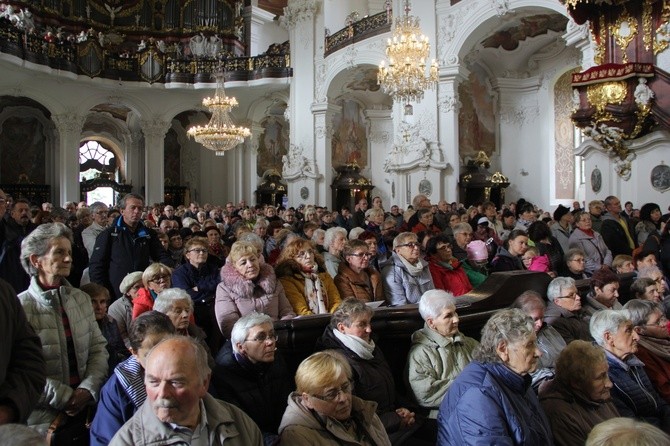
top-left (52, 112), bottom-right (85, 204)
top-left (437, 71), bottom-right (465, 202)
top-left (141, 118), bottom-right (170, 205)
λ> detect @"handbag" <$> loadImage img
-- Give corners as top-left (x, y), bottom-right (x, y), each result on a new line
top-left (46, 408), bottom-right (92, 446)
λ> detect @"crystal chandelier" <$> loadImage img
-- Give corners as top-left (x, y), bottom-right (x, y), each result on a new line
top-left (187, 72), bottom-right (251, 156)
top-left (378, 0), bottom-right (439, 115)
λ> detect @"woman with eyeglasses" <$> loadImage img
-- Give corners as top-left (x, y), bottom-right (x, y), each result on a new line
top-left (316, 298), bottom-right (423, 444)
top-left (216, 241), bottom-right (295, 338)
top-left (172, 236), bottom-right (222, 350)
top-left (275, 238), bottom-right (341, 315)
top-left (381, 232), bottom-right (435, 306)
top-left (334, 240), bottom-right (384, 302)
top-left (426, 234), bottom-right (472, 297)
top-left (212, 313), bottom-right (292, 445)
top-left (279, 349), bottom-right (391, 445)
top-left (131, 262), bottom-right (173, 319)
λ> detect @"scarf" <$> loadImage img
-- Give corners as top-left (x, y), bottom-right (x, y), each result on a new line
top-left (333, 328), bottom-right (375, 360)
top-left (398, 254), bottom-right (424, 276)
top-left (114, 356), bottom-right (146, 409)
top-left (639, 335), bottom-right (670, 362)
top-left (303, 271), bottom-right (329, 314)
top-left (580, 228), bottom-right (595, 237)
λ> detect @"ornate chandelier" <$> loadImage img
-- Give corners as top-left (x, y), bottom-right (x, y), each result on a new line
top-left (378, 0), bottom-right (439, 115)
top-left (187, 72), bottom-right (251, 156)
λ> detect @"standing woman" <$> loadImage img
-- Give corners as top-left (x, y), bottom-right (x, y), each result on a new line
top-left (568, 210), bottom-right (612, 275)
top-left (490, 229), bottom-right (529, 272)
top-left (275, 238), bottom-right (341, 315)
top-left (18, 223), bottom-right (108, 434)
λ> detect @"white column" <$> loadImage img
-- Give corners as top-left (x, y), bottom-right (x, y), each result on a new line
top-left (437, 70), bottom-right (465, 202)
top-left (312, 101), bottom-right (336, 206)
top-left (141, 118), bottom-right (170, 205)
top-left (365, 108), bottom-right (393, 203)
top-left (52, 113), bottom-right (85, 204)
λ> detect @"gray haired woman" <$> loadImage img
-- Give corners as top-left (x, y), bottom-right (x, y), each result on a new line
top-left (437, 308), bottom-right (552, 445)
top-left (323, 226), bottom-right (347, 278)
top-left (381, 232), bottom-right (434, 305)
top-left (18, 223), bottom-right (108, 434)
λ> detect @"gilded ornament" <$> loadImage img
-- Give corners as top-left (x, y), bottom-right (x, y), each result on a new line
top-left (586, 81), bottom-right (627, 113)
top-left (642, 1), bottom-right (653, 51)
top-left (610, 13), bottom-right (638, 64)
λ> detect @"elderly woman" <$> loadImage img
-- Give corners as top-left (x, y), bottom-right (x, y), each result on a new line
top-left (544, 276), bottom-right (592, 344)
top-left (90, 311), bottom-right (175, 446)
top-left (406, 290), bottom-right (478, 418)
top-left (212, 313), bottom-right (291, 443)
top-left (131, 262), bottom-right (173, 319)
top-left (590, 309), bottom-right (670, 430)
top-left (636, 202), bottom-right (663, 247)
top-left (316, 299), bottom-right (418, 443)
top-left (172, 236), bottom-right (221, 349)
top-left (582, 267), bottom-right (622, 318)
top-left (215, 241), bottom-right (295, 338)
top-left (538, 340), bottom-right (619, 446)
top-left (17, 223), bottom-right (108, 434)
top-left (334, 240), bottom-right (384, 302)
top-left (279, 350), bottom-right (391, 445)
top-left (411, 208), bottom-right (442, 235)
top-left (323, 226), bottom-right (347, 278)
top-left (512, 291), bottom-right (567, 390)
top-left (623, 299), bottom-right (670, 403)
top-left (437, 308), bottom-right (552, 445)
top-left (586, 417), bottom-right (670, 446)
top-left (108, 271), bottom-right (143, 348)
top-left (426, 234), bottom-right (472, 297)
top-left (275, 238), bottom-right (341, 315)
top-left (451, 223), bottom-right (474, 262)
top-left (631, 277), bottom-right (662, 303)
top-left (564, 247), bottom-right (589, 280)
top-left (569, 210), bottom-right (613, 275)
top-left (490, 229), bottom-right (530, 272)
top-left (381, 232), bottom-right (434, 306)
top-left (204, 225), bottom-right (227, 265)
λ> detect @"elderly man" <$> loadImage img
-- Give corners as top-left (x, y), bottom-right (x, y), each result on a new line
top-left (111, 337), bottom-right (262, 445)
top-left (544, 277), bottom-right (592, 344)
top-left (157, 205), bottom-right (181, 228)
top-left (538, 340), bottom-right (619, 446)
top-left (0, 196), bottom-right (35, 293)
top-left (90, 193), bottom-right (173, 300)
top-left (590, 310), bottom-right (670, 431)
top-left (588, 200), bottom-right (604, 232)
top-left (600, 196), bottom-right (636, 257)
top-left (351, 198), bottom-right (369, 229)
top-left (211, 313), bottom-right (291, 444)
top-left (82, 201), bottom-right (109, 258)
top-left (405, 290), bottom-right (478, 418)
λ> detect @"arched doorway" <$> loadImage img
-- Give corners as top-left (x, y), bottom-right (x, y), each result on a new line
top-left (79, 140), bottom-right (131, 205)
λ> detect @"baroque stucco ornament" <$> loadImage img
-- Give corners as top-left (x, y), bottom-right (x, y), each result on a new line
top-left (282, 144), bottom-right (321, 180)
top-left (281, 0), bottom-right (318, 29)
top-left (383, 120), bottom-right (446, 173)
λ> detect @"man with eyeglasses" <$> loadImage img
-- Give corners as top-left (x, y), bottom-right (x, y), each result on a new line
top-left (157, 204), bottom-right (181, 228)
top-left (111, 336), bottom-right (263, 446)
top-left (211, 313), bottom-right (291, 445)
top-left (90, 193), bottom-right (173, 301)
top-left (82, 201), bottom-right (110, 258)
top-left (544, 277), bottom-right (593, 344)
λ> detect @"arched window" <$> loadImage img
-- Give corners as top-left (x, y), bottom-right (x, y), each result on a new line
top-left (79, 141), bottom-right (118, 205)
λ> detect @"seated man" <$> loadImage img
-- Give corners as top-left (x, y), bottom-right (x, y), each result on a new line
top-left (544, 277), bottom-right (593, 344)
top-left (405, 290), bottom-right (478, 418)
top-left (110, 336), bottom-right (263, 445)
top-left (590, 310), bottom-right (670, 432)
top-left (211, 313), bottom-right (291, 445)
top-left (538, 340), bottom-right (619, 446)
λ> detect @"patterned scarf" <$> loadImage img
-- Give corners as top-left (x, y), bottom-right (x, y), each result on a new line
top-left (303, 270), bottom-right (329, 314)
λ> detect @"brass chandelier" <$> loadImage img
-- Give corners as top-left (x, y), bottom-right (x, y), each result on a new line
top-left (188, 72), bottom-right (251, 156)
top-left (378, 0), bottom-right (439, 115)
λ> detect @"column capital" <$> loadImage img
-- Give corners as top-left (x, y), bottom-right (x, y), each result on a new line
top-left (280, 0), bottom-right (318, 29)
top-left (140, 118), bottom-right (170, 139)
top-left (52, 112), bottom-right (85, 135)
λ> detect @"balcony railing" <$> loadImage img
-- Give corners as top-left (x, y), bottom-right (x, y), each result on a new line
top-left (324, 10), bottom-right (391, 57)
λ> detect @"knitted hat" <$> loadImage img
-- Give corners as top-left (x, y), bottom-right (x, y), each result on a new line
top-left (553, 204), bottom-right (570, 222)
top-left (119, 271), bottom-right (144, 295)
top-left (466, 240), bottom-right (488, 261)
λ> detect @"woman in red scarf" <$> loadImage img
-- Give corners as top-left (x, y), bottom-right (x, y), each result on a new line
top-left (568, 211), bottom-right (613, 276)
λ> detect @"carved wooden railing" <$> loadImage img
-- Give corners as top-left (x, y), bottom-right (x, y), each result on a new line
top-left (324, 10), bottom-right (391, 57)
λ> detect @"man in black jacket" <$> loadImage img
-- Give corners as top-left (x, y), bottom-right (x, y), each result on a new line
top-left (600, 195), bottom-right (636, 257)
top-left (89, 193), bottom-right (173, 300)
top-left (0, 196), bottom-right (35, 293)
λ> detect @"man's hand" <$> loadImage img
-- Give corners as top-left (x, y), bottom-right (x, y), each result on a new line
top-left (64, 389), bottom-right (92, 416)
top-left (395, 407), bottom-right (415, 427)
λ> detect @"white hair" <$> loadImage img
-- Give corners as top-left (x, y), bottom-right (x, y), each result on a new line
top-left (589, 310), bottom-right (630, 347)
top-left (154, 288), bottom-right (193, 314)
top-left (546, 277), bottom-right (576, 301)
top-left (324, 226), bottom-right (347, 249)
top-left (418, 289), bottom-right (456, 321)
top-left (230, 312), bottom-right (274, 353)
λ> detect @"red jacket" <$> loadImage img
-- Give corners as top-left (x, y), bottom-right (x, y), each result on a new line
top-left (427, 257), bottom-right (473, 296)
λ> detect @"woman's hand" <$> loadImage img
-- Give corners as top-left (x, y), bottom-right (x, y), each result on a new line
top-left (64, 388), bottom-right (92, 416)
top-left (395, 407), bottom-right (415, 427)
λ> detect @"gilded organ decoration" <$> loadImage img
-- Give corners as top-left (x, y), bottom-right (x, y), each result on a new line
top-left (610, 14), bottom-right (637, 64)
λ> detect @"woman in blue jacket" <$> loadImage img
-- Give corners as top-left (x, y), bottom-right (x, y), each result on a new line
top-left (437, 308), bottom-right (553, 445)
top-left (89, 311), bottom-right (175, 446)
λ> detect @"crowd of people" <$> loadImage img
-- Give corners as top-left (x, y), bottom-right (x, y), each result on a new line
top-left (1, 188), bottom-right (670, 445)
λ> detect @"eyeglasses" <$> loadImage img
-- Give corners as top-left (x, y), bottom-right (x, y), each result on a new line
top-left (397, 242), bottom-right (420, 249)
top-left (437, 245), bottom-right (452, 251)
top-left (349, 252), bottom-right (372, 258)
top-left (95, 211), bottom-right (109, 216)
top-left (296, 250), bottom-right (315, 259)
top-left (569, 258), bottom-right (585, 263)
top-left (188, 248), bottom-right (208, 254)
top-left (149, 274), bottom-right (170, 283)
top-left (245, 331), bottom-right (278, 343)
top-left (558, 292), bottom-right (579, 300)
top-left (311, 381), bottom-right (353, 402)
